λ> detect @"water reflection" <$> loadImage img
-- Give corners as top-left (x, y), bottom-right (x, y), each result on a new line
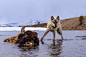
top-left (1, 31), bottom-right (86, 57)
top-left (18, 45), bottom-right (39, 57)
top-left (49, 40), bottom-right (63, 57)
top-left (19, 55), bottom-right (38, 57)
top-left (41, 40), bottom-right (63, 57)
top-left (18, 44), bottom-right (39, 51)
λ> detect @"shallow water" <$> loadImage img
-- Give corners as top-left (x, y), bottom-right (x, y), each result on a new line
top-left (0, 30), bottom-right (86, 57)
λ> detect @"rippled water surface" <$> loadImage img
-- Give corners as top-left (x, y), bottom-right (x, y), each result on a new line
top-left (0, 30), bottom-right (86, 57)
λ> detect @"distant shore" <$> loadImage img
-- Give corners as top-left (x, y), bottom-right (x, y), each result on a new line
top-left (0, 16), bottom-right (86, 30)
top-left (21, 16), bottom-right (86, 30)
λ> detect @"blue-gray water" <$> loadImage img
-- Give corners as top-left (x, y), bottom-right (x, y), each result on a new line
top-left (0, 30), bottom-right (86, 57)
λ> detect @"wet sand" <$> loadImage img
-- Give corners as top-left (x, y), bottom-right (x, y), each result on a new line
top-left (0, 30), bottom-right (86, 57)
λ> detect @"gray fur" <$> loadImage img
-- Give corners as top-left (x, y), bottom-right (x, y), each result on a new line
top-left (40, 16), bottom-right (63, 41)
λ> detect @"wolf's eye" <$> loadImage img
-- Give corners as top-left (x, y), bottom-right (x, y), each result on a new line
top-left (54, 22), bottom-right (57, 24)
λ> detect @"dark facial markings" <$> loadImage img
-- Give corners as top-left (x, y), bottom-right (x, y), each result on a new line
top-left (53, 20), bottom-right (58, 28)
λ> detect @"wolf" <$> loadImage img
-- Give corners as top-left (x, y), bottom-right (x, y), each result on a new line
top-left (40, 16), bottom-right (63, 41)
top-left (21, 26), bottom-right (25, 34)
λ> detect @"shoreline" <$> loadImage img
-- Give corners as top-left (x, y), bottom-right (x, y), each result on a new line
top-left (0, 27), bottom-right (47, 31)
top-left (63, 29), bottom-right (86, 30)
top-left (0, 27), bottom-right (86, 31)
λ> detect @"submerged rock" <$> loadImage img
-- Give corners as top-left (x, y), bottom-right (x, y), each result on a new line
top-left (4, 30), bottom-right (39, 47)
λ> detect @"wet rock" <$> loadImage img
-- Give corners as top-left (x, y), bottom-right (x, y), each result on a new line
top-left (82, 38), bottom-right (86, 40)
top-left (4, 30), bottom-right (39, 47)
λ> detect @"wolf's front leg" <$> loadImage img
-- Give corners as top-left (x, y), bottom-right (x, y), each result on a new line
top-left (53, 31), bottom-right (55, 41)
top-left (40, 29), bottom-right (49, 41)
top-left (60, 30), bottom-right (63, 40)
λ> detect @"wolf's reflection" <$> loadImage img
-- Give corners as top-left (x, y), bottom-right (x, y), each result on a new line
top-left (50, 40), bottom-right (63, 57)
top-left (41, 39), bottom-right (63, 57)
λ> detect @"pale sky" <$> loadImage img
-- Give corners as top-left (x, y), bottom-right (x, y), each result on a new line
top-left (0, 0), bottom-right (86, 24)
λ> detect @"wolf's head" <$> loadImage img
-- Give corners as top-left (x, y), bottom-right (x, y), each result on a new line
top-left (51, 16), bottom-right (59, 28)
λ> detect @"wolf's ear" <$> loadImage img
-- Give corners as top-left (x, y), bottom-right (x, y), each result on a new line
top-left (51, 16), bottom-right (54, 20)
top-left (56, 16), bottom-right (59, 20)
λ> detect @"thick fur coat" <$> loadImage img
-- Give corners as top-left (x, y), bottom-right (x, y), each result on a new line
top-left (40, 16), bottom-right (63, 41)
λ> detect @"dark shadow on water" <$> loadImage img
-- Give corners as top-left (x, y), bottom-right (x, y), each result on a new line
top-left (76, 35), bottom-right (86, 40)
top-left (76, 36), bottom-right (86, 37)
top-left (46, 39), bottom-right (74, 41)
